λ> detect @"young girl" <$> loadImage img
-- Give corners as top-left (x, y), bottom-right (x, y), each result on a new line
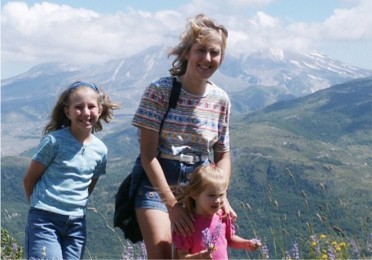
top-left (172, 165), bottom-right (261, 259)
top-left (23, 81), bottom-right (118, 259)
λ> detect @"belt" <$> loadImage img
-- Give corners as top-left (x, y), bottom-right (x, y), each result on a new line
top-left (159, 153), bottom-right (209, 164)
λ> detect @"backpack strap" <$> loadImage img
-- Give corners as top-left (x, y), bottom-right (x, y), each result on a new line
top-left (159, 77), bottom-right (182, 133)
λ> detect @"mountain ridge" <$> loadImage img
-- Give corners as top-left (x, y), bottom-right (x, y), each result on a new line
top-left (1, 46), bottom-right (371, 157)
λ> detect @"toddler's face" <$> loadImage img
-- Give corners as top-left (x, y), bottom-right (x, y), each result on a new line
top-left (193, 183), bottom-right (226, 216)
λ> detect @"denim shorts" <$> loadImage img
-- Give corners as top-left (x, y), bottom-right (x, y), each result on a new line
top-left (25, 208), bottom-right (86, 260)
top-left (134, 157), bottom-right (210, 212)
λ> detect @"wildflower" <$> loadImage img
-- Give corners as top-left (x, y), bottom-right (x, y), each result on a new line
top-left (202, 220), bottom-right (222, 253)
top-left (320, 234), bottom-right (327, 239)
top-left (261, 244), bottom-right (270, 259)
top-left (140, 241), bottom-right (147, 259)
top-left (11, 243), bottom-right (18, 253)
top-left (122, 241), bottom-right (134, 260)
top-left (349, 239), bottom-right (360, 258)
top-left (292, 241), bottom-right (300, 259)
top-left (322, 253), bottom-right (328, 259)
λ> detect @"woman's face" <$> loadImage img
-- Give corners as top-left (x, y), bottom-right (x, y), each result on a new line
top-left (185, 41), bottom-right (223, 81)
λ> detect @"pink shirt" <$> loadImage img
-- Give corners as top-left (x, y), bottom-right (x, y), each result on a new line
top-left (173, 212), bottom-right (235, 259)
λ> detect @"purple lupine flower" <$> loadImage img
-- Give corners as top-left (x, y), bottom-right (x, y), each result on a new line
top-left (139, 241), bottom-right (147, 259)
top-left (122, 241), bottom-right (134, 260)
top-left (292, 241), bottom-right (300, 259)
top-left (202, 220), bottom-right (222, 253)
top-left (311, 235), bottom-right (321, 256)
top-left (261, 244), bottom-right (270, 259)
top-left (349, 239), bottom-right (361, 259)
top-left (11, 243), bottom-right (18, 253)
top-left (366, 233), bottom-right (372, 254)
top-left (327, 247), bottom-right (336, 260)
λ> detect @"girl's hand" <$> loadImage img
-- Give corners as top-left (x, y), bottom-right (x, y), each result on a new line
top-left (246, 239), bottom-right (262, 251)
top-left (198, 249), bottom-right (213, 259)
top-left (169, 204), bottom-right (195, 237)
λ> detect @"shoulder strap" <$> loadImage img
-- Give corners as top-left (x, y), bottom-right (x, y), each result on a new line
top-left (159, 77), bottom-right (182, 133)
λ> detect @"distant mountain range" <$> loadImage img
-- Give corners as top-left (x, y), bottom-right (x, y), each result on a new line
top-left (1, 46), bottom-right (371, 156)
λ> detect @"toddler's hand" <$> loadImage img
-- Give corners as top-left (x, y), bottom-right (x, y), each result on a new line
top-left (247, 239), bottom-right (262, 251)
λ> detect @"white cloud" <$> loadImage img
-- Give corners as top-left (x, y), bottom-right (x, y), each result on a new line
top-left (321, 0), bottom-right (372, 40)
top-left (1, 2), bottom-right (182, 67)
top-left (1, 0), bottom-right (371, 78)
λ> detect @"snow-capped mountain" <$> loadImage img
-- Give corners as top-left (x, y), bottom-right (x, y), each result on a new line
top-left (1, 46), bottom-right (371, 156)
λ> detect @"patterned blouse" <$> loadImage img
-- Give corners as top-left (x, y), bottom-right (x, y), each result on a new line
top-left (132, 76), bottom-right (230, 156)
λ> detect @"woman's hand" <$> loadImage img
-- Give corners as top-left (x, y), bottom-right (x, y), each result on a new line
top-left (222, 197), bottom-right (237, 221)
top-left (168, 204), bottom-right (195, 237)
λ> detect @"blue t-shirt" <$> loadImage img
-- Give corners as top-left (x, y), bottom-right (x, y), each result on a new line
top-left (31, 127), bottom-right (107, 216)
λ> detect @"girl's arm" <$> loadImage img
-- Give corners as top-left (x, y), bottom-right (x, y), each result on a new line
top-left (228, 235), bottom-right (262, 251)
top-left (88, 178), bottom-right (99, 195)
top-left (176, 248), bottom-right (212, 259)
top-left (23, 160), bottom-right (46, 203)
top-left (140, 127), bottom-right (194, 236)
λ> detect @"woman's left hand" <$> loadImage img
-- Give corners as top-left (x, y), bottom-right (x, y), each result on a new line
top-left (222, 197), bottom-right (237, 221)
top-left (169, 204), bottom-right (195, 236)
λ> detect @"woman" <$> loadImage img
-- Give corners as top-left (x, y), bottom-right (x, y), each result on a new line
top-left (132, 14), bottom-right (236, 258)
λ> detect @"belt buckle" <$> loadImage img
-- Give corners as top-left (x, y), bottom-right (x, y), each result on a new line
top-left (179, 154), bottom-right (196, 164)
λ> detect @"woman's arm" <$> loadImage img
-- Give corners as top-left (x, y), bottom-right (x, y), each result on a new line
top-left (214, 151), bottom-right (231, 180)
top-left (23, 160), bottom-right (46, 203)
top-left (214, 151), bottom-right (237, 219)
top-left (140, 127), bottom-right (194, 236)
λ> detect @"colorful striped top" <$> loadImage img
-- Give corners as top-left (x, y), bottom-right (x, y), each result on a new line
top-left (132, 76), bottom-right (230, 156)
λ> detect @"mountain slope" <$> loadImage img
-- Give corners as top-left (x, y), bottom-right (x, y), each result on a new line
top-left (2, 47), bottom-right (371, 156)
top-left (226, 77), bottom-right (371, 258)
top-left (2, 77), bottom-right (371, 258)
top-left (243, 77), bottom-right (372, 142)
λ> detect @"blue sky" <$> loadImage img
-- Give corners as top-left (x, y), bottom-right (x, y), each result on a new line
top-left (1, 0), bottom-right (372, 79)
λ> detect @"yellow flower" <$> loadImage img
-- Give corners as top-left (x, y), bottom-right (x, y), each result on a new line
top-left (332, 241), bottom-right (338, 247)
top-left (336, 247), bottom-right (342, 252)
top-left (311, 241), bottom-right (317, 247)
top-left (339, 242), bottom-right (346, 248)
top-left (320, 234), bottom-right (327, 239)
top-left (322, 253), bottom-right (328, 259)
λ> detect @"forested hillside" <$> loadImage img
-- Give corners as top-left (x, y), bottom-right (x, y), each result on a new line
top-left (1, 77), bottom-right (371, 259)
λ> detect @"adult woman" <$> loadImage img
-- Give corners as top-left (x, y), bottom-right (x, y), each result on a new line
top-left (132, 14), bottom-right (235, 258)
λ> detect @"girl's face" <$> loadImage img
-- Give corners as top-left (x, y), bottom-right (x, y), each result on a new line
top-left (193, 182), bottom-right (226, 217)
top-left (185, 41), bottom-right (223, 81)
top-left (64, 87), bottom-right (102, 135)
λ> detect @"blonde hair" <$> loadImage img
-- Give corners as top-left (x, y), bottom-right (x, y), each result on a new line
top-left (168, 13), bottom-right (228, 76)
top-left (43, 81), bottom-right (119, 134)
top-left (176, 165), bottom-right (228, 211)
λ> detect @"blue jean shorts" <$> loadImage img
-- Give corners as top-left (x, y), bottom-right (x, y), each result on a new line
top-left (25, 207), bottom-right (86, 260)
top-left (134, 157), bottom-right (210, 212)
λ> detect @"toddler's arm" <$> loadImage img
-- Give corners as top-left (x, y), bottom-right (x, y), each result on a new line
top-left (228, 236), bottom-right (261, 251)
